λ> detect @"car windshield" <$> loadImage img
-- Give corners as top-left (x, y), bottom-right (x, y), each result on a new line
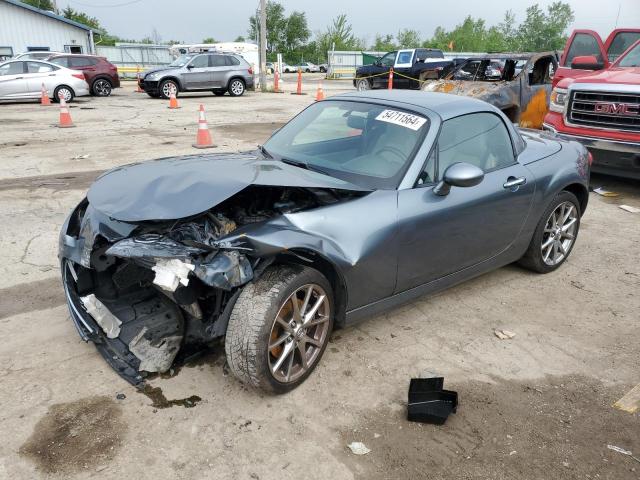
top-left (263, 100), bottom-right (429, 189)
top-left (617, 41), bottom-right (640, 67)
top-left (169, 54), bottom-right (195, 67)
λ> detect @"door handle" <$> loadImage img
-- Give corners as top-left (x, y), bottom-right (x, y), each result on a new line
top-left (503, 176), bottom-right (526, 189)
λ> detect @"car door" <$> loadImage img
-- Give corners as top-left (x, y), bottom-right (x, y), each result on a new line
top-left (371, 51), bottom-right (396, 88)
top-left (519, 55), bottom-right (557, 129)
top-left (211, 55), bottom-right (230, 88)
top-left (0, 61), bottom-right (27, 98)
top-left (554, 30), bottom-right (607, 86)
top-left (393, 49), bottom-right (415, 89)
top-left (395, 112), bottom-right (535, 292)
top-left (25, 61), bottom-right (58, 96)
top-left (181, 54), bottom-right (210, 90)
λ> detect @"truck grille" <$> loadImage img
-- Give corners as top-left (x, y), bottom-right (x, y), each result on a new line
top-left (568, 90), bottom-right (640, 132)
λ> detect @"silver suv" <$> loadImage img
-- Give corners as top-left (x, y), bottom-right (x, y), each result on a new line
top-left (139, 52), bottom-right (254, 98)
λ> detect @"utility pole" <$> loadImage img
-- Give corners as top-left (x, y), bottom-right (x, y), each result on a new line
top-left (259, 0), bottom-right (267, 92)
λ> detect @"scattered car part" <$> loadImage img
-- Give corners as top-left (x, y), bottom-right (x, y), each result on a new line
top-left (407, 377), bottom-right (458, 425)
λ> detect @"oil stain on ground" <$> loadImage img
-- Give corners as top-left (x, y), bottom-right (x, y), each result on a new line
top-left (139, 384), bottom-right (201, 409)
top-left (19, 395), bottom-right (125, 474)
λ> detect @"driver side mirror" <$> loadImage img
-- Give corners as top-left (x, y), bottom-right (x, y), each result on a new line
top-left (433, 162), bottom-right (484, 196)
top-left (186, 64), bottom-right (194, 69)
top-left (571, 55), bottom-right (603, 70)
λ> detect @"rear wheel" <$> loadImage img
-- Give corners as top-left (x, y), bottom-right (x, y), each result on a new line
top-left (159, 79), bottom-right (178, 99)
top-left (228, 78), bottom-right (245, 97)
top-left (92, 78), bottom-right (112, 96)
top-left (225, 265), bottom-right (334, 393)
top-left (518, 191), bottom-right (581, 273)
top-left (53, 85), bottom-right (74, 103)
top-left (356, 78), bottom-right (371, 91)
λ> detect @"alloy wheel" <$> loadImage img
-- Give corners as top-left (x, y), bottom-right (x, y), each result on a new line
top-left (230, 80), bottom-right (244, 96)
top-left (162, 82), bottom-right (177, 98)
top-left (93, 79), bottom-right (111, 96)
top-left (356, 79), bottom-right (370, 91)
top-left (268, 283), bottom-right (331, 383)
top-left (541, 201), bottom-right (578, 266)
top-left (57, 87), bottom-right (72, 102)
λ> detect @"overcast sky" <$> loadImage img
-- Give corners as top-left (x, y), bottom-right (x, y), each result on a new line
top-left (56, 0), bottom-right (640, 45)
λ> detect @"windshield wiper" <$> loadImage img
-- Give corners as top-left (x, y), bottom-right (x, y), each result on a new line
top-left (280, 158), bottom-right (330, 176)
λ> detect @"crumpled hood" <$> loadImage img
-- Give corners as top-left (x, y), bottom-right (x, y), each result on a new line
top-left (87, 152), bottom-right (369, 222)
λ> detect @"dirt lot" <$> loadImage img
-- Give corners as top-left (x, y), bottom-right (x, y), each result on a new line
top-left (0, 79), bottom-right (639, 480)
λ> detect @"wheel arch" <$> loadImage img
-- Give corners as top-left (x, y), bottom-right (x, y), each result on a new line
top-left (226, 75), bottom-right (246, 89)
top-left (272, 248), bottom-right (348, 327)
top-left (561, 182), bottom-right (589, 216)
top-left (54, 84), bottom-right (75, 101)
top-left (160, 76), bottom-right (183, 90)
top-left (90, 75), bottom-right (113, 86)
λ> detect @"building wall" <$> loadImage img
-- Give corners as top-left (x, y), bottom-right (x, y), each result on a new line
top-left (0, 1), bottom-right (93, 58)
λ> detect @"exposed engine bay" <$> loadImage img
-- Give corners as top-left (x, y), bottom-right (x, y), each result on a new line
top-left (62, 185), bottom-right (362, 386)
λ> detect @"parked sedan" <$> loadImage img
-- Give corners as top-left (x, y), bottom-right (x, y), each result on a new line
top-left (59, 91), bottom-right (590, 393)
top-left (47, 54), bottom-right (120, 97)
top-left (13, 51), bottom-right (65, 61)
top-left (296, 62), bottom-right (320, 73)
top-left (0, 59), bottom-right (89, 102)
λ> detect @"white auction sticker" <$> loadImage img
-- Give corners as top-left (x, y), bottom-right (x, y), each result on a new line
top-left (375, 109), bottom-right (427, 131)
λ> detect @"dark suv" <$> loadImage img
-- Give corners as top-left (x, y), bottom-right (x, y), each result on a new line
top-left (47, 54), bottom-right (120, 96)
top-left (139, 52), bottom-right (254, 98)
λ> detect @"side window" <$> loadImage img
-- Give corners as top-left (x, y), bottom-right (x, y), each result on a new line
top-left (210, 55), bottom-right (226, 67)
top-left (453, 60), bottom-right (481, 80)
top-left (0, 62), bottom-right (24, 75)
top-left (529, 56), bottom-right (556, 85)
top-left (49, 57), bottom-right (69, 67)
top-left (417, 147), bottom-right (436, 186)
top-left (69, 57), bottom-right (93, 67)
top-left (26, 61), bottom-right (55, 73)
top-left (379, 52), bottom-right (396, 67)
top-left (607, 32), bottom-right (640, 62)
top-left (564, 33), bottom-right (603, 66)
top-left (189, 55), bottom-right (209, 68)
top-left (225, 56), bottom-right (240, 66)
top-left (437, 113), bottom-right (514, 178)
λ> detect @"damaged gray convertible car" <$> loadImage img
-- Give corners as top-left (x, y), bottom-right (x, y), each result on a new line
top-left (59, 91), bottom-right (590, 393)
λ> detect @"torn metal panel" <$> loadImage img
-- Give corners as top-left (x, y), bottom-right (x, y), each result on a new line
top-left (128, 327), bottom-right (182, 373)
top-left (106, 234), bottom-right (207, 260)
top-left (80, 293), bottom-right (122, 339)
top-left (151, 259), bottom-right (195, 292)
top-left (88, 153), bottom-right (370, 222)
top-left (194, 251), bottom-right (253, 290)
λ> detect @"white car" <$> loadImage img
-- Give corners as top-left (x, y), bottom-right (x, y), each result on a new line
top-left (296, 62), bottom-right (320, 73)
top-left (13, 51), bottom-right (65, 61)
top-left (0, 59), bottom-right (90, 102)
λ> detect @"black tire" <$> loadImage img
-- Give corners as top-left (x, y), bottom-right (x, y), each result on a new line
top-left (228, 78), bottom-right (245, 97)
top-left (518, 191), bottom-right (581, 273)
top-left (212, 89), bottom-right (226, 96)
top-left (159, 79), bottom-right (179, 99)
top-left (320, 66), bottom-right (327, 73)
top-left (91, 78), bottom-right (112, 96)
top-left (53, 85), bottom-right (74, 103)
top-left (355, 78), bottom-right (372, 91)
top-left (146, 92), bottom-right (160, 98)
top-left (225, 265), bottom-right (335, 393)
top-left (305, 69), bottom-right (311, 73)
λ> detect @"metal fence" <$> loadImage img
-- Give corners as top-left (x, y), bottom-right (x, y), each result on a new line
top-left (327, 51), bottom-right (489, 79)
top-left (96, 43), bottom-right (172, 78)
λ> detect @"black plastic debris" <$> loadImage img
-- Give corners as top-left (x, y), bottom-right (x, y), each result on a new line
top-left (116, 393), bottom-right (126, 400)
top-left (407, 377), bottom-right (458, 425)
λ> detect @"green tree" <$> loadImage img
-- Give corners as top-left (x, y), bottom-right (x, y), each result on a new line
top-left (234, 35), bottom-right (246, 42)
top-left (62, 6), bottom-right (101, 30)
top-left (202, 37), bottom-right (218, 44)
top-left (248, 1), bottom-right (287, 53)
top-left (284, 11), bottom-right (311, 53)
top-left (317, 14), bottom-right (362, 55)
top-left (396, 29), bottom-right (421, 49)
top-left (497, 10), bottom-right (518, 51)
top-left (21, 0), bottom-right (55, 11)
top-left (516, 2), bottom-right (574, 51)
top-left (372, 33), bottom-right (396, 51)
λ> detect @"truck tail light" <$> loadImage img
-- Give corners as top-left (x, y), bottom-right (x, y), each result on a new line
top-left (72, 73), bottom-right (85, 81)
top-left (587, 152), bottom-right (593, 166)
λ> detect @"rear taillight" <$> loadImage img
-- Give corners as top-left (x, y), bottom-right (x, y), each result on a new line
top-left (248, 67), bottom-right (253, 75)
top-left (587, 151), bottom-right (594, 166)
top-left (72, 73), bottom-right (85, 80)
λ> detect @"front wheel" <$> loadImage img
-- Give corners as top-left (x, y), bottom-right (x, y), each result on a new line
top-left (159, 79), bottom-right (178, 99)
top-left (518, 191), bottom-right (581, 273)
top-left (225, 265), bottom-right (334, 393)
top-left (228, 78), bottom-right (245, 97)
top-left (92, 78), bottom-right (112, 96)
top-left (356, 78), bottom-right (371, 91)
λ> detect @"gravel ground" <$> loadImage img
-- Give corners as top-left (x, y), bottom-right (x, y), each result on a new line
top-left (0, 80), bottom-right (638, 480)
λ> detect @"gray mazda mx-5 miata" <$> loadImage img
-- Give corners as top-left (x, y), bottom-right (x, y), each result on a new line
top-left (59, 91), bottom-right (590, 393)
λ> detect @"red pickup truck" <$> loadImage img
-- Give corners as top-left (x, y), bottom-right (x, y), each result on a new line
top-left (543, 29), bottom-right (640, 179)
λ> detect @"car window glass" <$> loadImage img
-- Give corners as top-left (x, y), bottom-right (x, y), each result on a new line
top-left (564, 33), bottom-right (603, 66)
top-left (397, 51), bottom-right (413, 64)
top-left (617, 42), bottom-right (640, 67)
top-left (189, 55), bottom-right (209, 68)
top-left (607, 32), bottom-right (640, 62)
top-left (0, 62), bottom-right (24, 75)
top-left (210, 55), bottom-right (226, 67)
top-left (453, 60), bottom-right (481, 80)
top-left (49, 57), bottom-right (69, 67)
top-left (26, 61), bottom-right (54, 73)
top-left (438, 113), bottom-right (514, 178)
top-left (225, 56), bottom-right (240, 66)
top-left (417, 147), bottom-right (437, 186)
top-left (69, 57), bottom-right (92, 67)
top-left (380, 52), bottom-right (395, 67)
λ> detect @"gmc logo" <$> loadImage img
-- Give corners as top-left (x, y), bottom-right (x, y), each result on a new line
top-left (594, 102), bottom-right (639, 115)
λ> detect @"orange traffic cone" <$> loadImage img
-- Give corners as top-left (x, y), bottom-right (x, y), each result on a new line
top-left (274, 70), bottom-right (282, 93)
top-left (291, 68), bottom-right (307, 95)
top-left (315, 80), bottom-right (325, 101)
top-left (168, 87), bottom-right (180, 109)
top-left (55, 93), bottom-right (75, 128)
top-left (388, 68), bottom-right (394, 90)
top-left (192, 104), bottom-right (216, 149)
top-left (40, 83), bottom-right (51, 106)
